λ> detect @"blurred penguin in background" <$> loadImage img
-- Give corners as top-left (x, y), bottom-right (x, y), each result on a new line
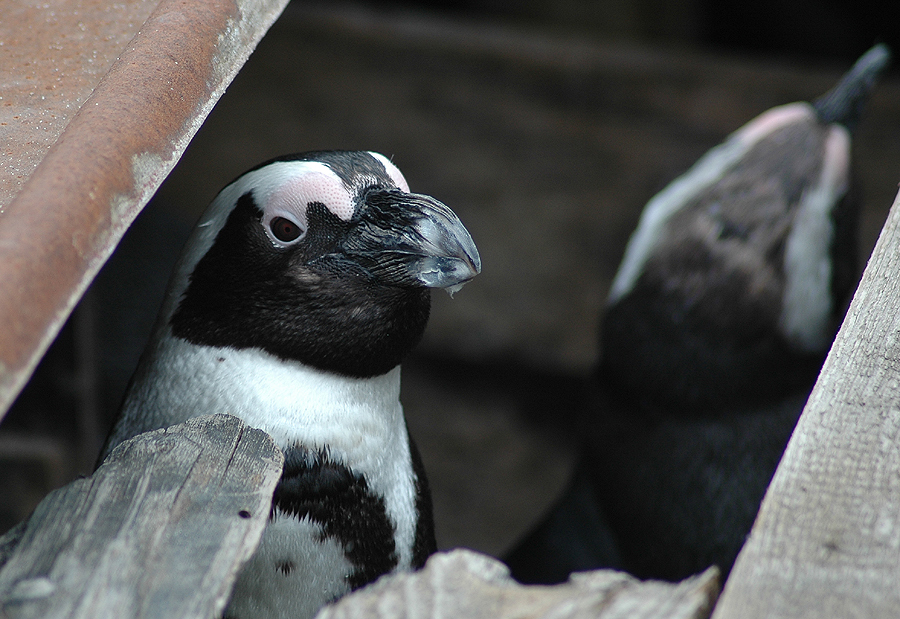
top-left (506, 44), bottom-right (891, 583)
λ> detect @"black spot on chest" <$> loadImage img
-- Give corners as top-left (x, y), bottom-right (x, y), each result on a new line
top-left (272, 446), bottom-right (399, 590)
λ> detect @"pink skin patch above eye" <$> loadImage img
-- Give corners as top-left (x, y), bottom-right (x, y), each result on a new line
top-left (257, 156), bottom-right (410, 246)
top-left (735, 102), bottom-right (813, 146)
top-left (266, 169), bottom-right (356, 232)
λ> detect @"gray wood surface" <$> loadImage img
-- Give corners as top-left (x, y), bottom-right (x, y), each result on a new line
top-left (316, 549), bottom-right (719, 619)
top-left (0, 414), bottom-right (283, 619)
top-left (713, 189), bottom-right (900, 617)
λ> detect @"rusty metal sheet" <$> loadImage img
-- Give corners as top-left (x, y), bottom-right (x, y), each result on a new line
top-left (0, 0), bottom-right (289, 418)
top-left (0, 0), bottom-right (158, 206)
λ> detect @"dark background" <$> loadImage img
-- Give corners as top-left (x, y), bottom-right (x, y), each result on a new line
top-left (395, 0), bottom-right (897, 62)
top-left (2, 0), bottom-right (898, 560)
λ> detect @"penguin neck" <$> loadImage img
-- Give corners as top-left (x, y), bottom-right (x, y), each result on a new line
top-left (126, 332), bottom-right (407, 465)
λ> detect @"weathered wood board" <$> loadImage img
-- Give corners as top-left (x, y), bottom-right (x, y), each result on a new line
top-left (316, 549), bottom-right (719, 619)
top-left (712, 189), bottom-right (900, 617)
top-left (0, 414), bottom-right (283, 619)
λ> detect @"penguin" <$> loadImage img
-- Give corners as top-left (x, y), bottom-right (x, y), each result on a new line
top-left (97, 151), bottom-right (481, 619)
top-left (506, 44), bottom-right (890, 583)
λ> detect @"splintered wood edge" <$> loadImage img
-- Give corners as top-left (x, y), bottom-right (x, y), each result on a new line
top-left (0, 414), bottom-right (283, 619)
top-left (315, 549), bottom-right (719, 619)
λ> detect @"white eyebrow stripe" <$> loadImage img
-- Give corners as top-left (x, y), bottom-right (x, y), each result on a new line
top-left (369, 151), bottom-right (410, 192)
top-left (778, 124), bottom-right (850, 351)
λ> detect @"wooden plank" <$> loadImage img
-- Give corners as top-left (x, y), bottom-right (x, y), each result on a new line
top-left (712, 188), bottom-right (900, 617)
top-left (317, 549), bottom-right (720, 619)
top-left (0, 414), bottom-right (283, 619)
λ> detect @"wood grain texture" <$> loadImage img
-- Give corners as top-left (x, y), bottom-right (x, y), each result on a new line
top-left (713, 188), bottom-right (900, 618)
top-left (316, 549), bottom-right (719, 619)
top-left (0, 414), bottom-right (283, 619)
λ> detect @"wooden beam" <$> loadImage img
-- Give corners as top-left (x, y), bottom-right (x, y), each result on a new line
top-left (0, 414), bottom-right (283, 619)
top-left (713, 188), bottom-right (900, 617)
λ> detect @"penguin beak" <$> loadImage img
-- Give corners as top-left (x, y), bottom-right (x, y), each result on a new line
top-left (339, 189), bottom-right (481, 292)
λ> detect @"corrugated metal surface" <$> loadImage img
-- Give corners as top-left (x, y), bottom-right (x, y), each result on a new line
top-left (0, 0), bottom-right (289, 418)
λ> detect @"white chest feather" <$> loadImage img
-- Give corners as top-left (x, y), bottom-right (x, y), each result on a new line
top-left (226, 517), bottom-right (354, 619)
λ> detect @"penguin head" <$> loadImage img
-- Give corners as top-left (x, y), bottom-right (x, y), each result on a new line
top-left (600, 46), bottom-right (891, 414)
top-left (164, 151), bottom-right (481, 377)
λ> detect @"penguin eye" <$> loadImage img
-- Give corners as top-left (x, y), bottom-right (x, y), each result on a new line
top-left (270, 216), bottom-right (304, 243)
